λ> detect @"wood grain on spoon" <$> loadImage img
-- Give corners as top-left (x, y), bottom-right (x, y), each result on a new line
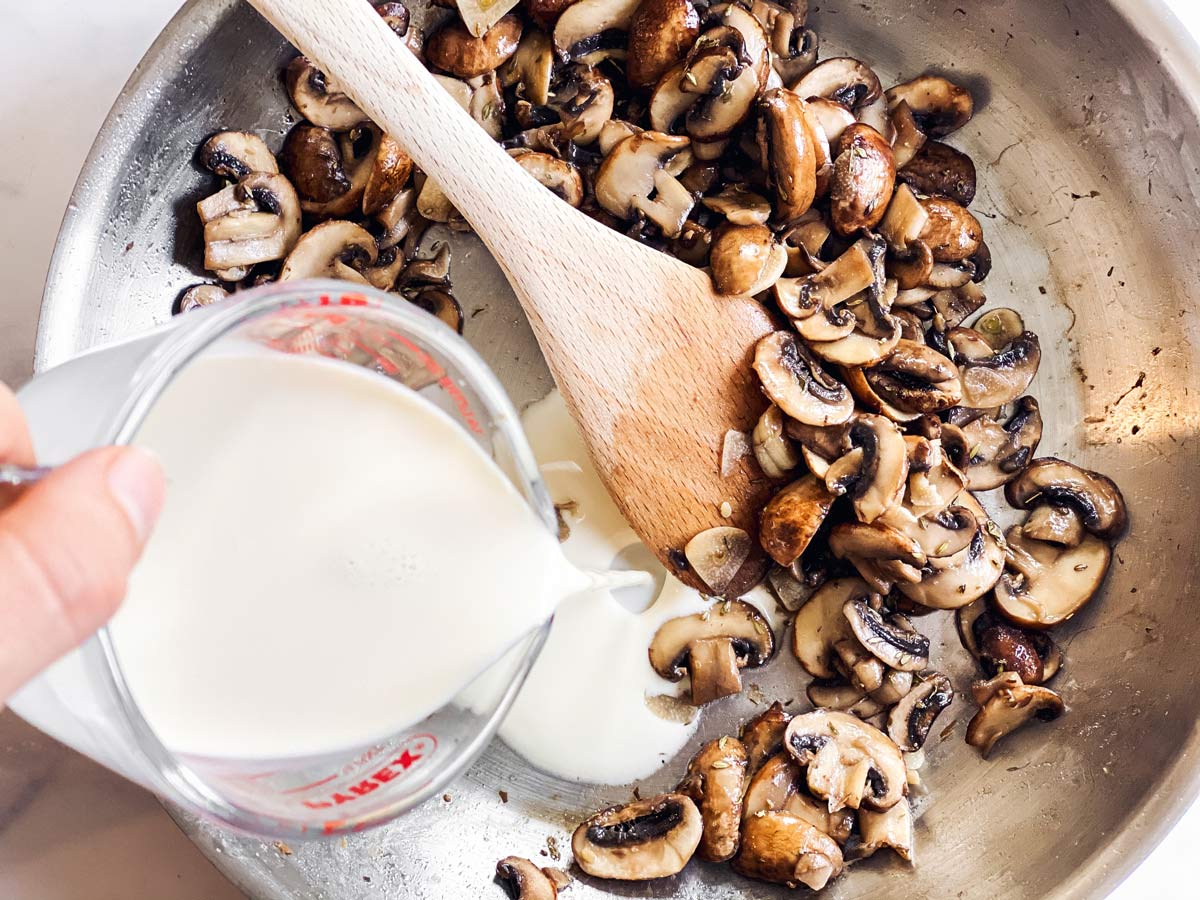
top-left (247, 0), bottom-right (776, 592)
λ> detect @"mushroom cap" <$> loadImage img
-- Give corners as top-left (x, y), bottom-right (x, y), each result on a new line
top-left (753, 332), bottom-right (854, 426)
top-left (885, 74), bottom-right (974, 137)
top-left (648, 599), bottom-right (774, 677)
top-left (740, 702), bottom-right (792, 774)
top-left (829, 123), bottom-right (896, 235)
top-left (959, 396), bottom-right (1043, 491)
top-left (363, 134), bottom-right (414, 215)
top-left (495, 856), bottom-right (560, 900)
top-left (895, 494), bottom-right (1005, 609)
top-left (553, 0), bottom-right (641, 62)
top-left (759, 473), bottom-right (836, 566)
top-left (949, 327), bottom-right (1041, 409)
top-left (626, 0), bottom-right (700, 88)
top-left (1005, 457), bottom-right (1128, 541)
top-left (285, 57), bottom-right (369, 130)
top-left (993, 525), bottom-right (1112, 629)
top-left (279, 219), bottom-right (377, 283)
top-left (176, 284), bottom-right (231, 314)
top-left (682, 525), bottom-right (764, 596)
top-left (758, 88), bottom-right (818, 226)
top-left (678, 736), bottom-right (748, 862)
top-left (886, 672), bottom-right (952, 751)
top-left (918, 195), bottom-right (983, 262)
top-left (790, 56), bottom-right (882, 110)
top-left (571, 793), bottom-right (703, 880)
top-left (862, 339), bottom-right (963, 415)
top-left (830, 414), bottom-right (910, 523)
top-left (426, 15), bottom-right (523, 79)
top-left (280, 123), bottom-right (365, 217)
top-left (199, 131), bottom-right (278, 180)
top-left (785, 709), bottom-right (907, 811)
top-left (594, 131), bottom-right (693, 232)
top-left (509, 149), bottom-right (585, 206)
top-left (731, 811), bottom-right (845, 890)
top-left (965, 677), bottom-right (1064, 758)
top-left (200, 172), bottom-right (302, 276)
top-left (710, 223), bottom-right (788, 295)
top-left (898, 139), bottom-right (977, 206)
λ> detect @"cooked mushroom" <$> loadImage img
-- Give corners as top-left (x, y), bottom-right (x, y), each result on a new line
top-left (895, 498), bottom-right (1005, 608)
top-left (509, 149), bottom-right (585, 205)
top-left (993, 525), bottom-right (1112, 628)
top-left (823, 414), bottom-right (909, 523)
top-left (1005, 457), bottom-right (1128, 540)
top-left (791, 577), bottom-right (872, 678)
top-left (199, 131), bottom-right (278, 180)
top-left (677, 736), bottom-right (748, 861)
top-left (741, 753), bottom-right (856, 843)
top-left (198, 172), bottom-right (302, 281)
top-left (408, 287), bottom-right (466, 333)
top-left (752, 404), bottom-right (801, 479)
top-left (772, 239), bottom-right (875, 318)
top-left (759, 474), bottom-right (836, 566)
top-left (285, 57), bottom-right (369, 130)
top-left (974, 307), bottom-right (1025, 350)
top-left (854, 798), bottom-right (915, 863)
top-left (887, 672), bottom-right (952, 751)
top-left (571, 793), bottom-right (703, 880)
top-left (843, 598), bottom-right (929, 672)
top-left (785, 709), bottom-right (907, 811)
top-left (280, 124), bottom-right (377, 219)
top-left (594, 131), bottom-right (694, 237)
top-left (834, 637), bottom-right (886, 693)
top-left (553, 0), bottom-right (641, 62)
top-left (965, 613), bottom-right (1062, 684)
top-left (426, 15), bottom-right (523, 78)
top-left (524, 0), bottom-right (578, 32)
top-left (732, 811), bottom-right (845, 890)
top-left (829, 123), bottom-right (896, 235)
top-left (885, 74), bottom-right (973, 137)
top-left (682, 525), bottom-right (763, 596)
top-left (889, 99), bottom-right (926, 169)
top-left (965, 675), bottom-right (1065, 758)
top-left (1022, 503), bottom-right (1086, 548)
top-left (918, 195), bottom-right (983, 262)
top-left (278, 219), bottom-right (377, 282)
top-left (829, 521), bottom-right (926, 591)
top-left (872, 666), bottom-right (915, 705)
top-left (959, 397), bottom-right (1043, 491)
top-left (626, 0), bottom-right (699, 88)
top-left (790, 57), bottom-right (882, 110)
top-left (702, 183), bottom-right (772, 226)
top-left (753, 332), bottom-right (854, 426)
top-left (710, 223), bottom-right (788, 295)
top-left (495, 856), bottom-right (561, 900)
top-left (757, 89), bottom-right (817, 226)
top-left (501, 29), bottom-right (555, 105)
top-left (949, 327), bottom-right (1041, 409)
top-left (878, 183), bottom-right (929, 253)
top-left (648, 599), bottom-right (774, 704)
top-left (861, 339), bottom-right (962, 414)
top-left (363, 134), bottom-right (413, 215)
top-left (741, 702), bottom-right (792, 773)
top-left (897, 139), bottom-right (977, 206)
top-left (375, 1), bottom-right (423, 53)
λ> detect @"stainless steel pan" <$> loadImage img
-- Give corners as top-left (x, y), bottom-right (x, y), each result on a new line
top-left (39, 0), bottom-right (1200, 896)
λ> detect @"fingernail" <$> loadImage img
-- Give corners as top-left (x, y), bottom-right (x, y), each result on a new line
top-left (107, 447), bottom-right (166, 542)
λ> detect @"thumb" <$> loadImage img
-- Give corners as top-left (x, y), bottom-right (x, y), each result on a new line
top-left (0, 446), bottom-right (166, 699)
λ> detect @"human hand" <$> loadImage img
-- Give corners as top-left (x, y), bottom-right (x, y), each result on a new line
top-left (0, 383), bottom-right (165, 701)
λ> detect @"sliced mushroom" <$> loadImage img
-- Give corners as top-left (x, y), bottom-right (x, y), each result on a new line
top-left (895, 499), bottom-right (1005, 609)
top-left (199, 131), bottom-right (278, 180)
top-left (677, 736), bottom-right (748, 861)
top-left (949, 327), bottom-right (1041, 409)
top-left (648, 599), bottom-right (774, 704)
top-left (626, 0), bottom-right (699, 88)
top-left (967, 614), bottom-right (1062, 684)
top-left (753, 404), bottom-right (801, 478)
top-left (965, 676), bottom-right (1065, 758)
top-left (878, 183), bottom-right (929, 253)
top-left (732, 812), bottom-right (845, 890)
top-left (278, 220), bottom-right (377, 283)
top-left (834, 637), bottom-right (885, 693)
top-left (854, 798), bottom-right (915, 863)
top-left (759, 474), bottom-right (836, 566)
top-left (495, 857), bottom-right (561, 900)
top-left (790, 57), bottom-right (882, 110)
top-left (363, 134), bottom-right (414, 215)
top-left (753, 332), bottom-right (854, 426)
top-left (843, 598), bottom-right (929, 672)
top-left (871, 666), bottom-right (915, 705)
top-left (993, 525), bottom-right (1112, 629)
top-left (176, 284), bottom-right (230, 314)
top-left (829, 123), bottom-right (896, 235)
top-left (501, 29), bottom-right (555, 105)
top-left (885, 74), bottom-right (973, 137)
top-left (758, 89), bottom-right (817, 225)
top-left (791, 577), bottom-right (871, 678)
top-left (426, 15), bottom-right (523, 78)
top-left (1022, 503), bottom-right (1085, 548)
top-left (553, 0), bottom-right (641, 62)
top-left (710, 223), bottom-right (788, 295)
top-left (1005, 457), bottom-right (1128, 540)
top-left (889, 99), bottom-right (926, 169)
top-left (772, 239), bottom-right (874, 318)
top-left (974, 307), bottom-right (1025, 350)
top-left (509, 149), bottom-right (585, 205)
top-left (702, 183), bottom-right (772, 226)
top-left (917, 195), bottom-right (983, 263)
top-left (571, 793), bottom-right (703, 880)
top-left (741, 702), bottom-right (792, 773)
top-left (594, 131), bottom-right (694, 237)
top-left (897, 139), bottom-right (977, 206)
top-left (741, 753), bottom-right (855, 843)
top-left (804, 96), bottom-right (857, 148)
top-left (959, 397), bottom-right (1043, 491)
top-left (199, 172), bottom-right (302, 280)
top-left (453, 0), bottom-right (521, 36)
top-left (375, 1), bottom-right (423, 54)
top-left (785, 709), bottom-right (907, 811)
top-left (829, 521), bottom-right (926, 590)
top-left (887, 672), bottom-right (952, 751)
top-left (862, 339), bottom-right (962, 414)
top-left (683, 525), bottom-right (762, 596)
top-left (281, 123), bottom-right (378, 219)
top-left (285, 57), bottom-right (369, 130)
top-left (407, 286), bottom-right (465, 334)
top-left (524, 0), bottom-right (578, 32)
top-left (822, 414), bottom-right (908, 523)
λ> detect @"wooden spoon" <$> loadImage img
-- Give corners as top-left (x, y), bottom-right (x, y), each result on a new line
top-left (247, 0), bottom-right (776, 592)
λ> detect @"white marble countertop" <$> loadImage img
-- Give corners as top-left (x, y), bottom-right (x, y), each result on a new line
top-left (0, 1), bottom-right (1196, 897)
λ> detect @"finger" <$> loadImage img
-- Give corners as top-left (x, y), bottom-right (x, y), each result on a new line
top-left (0, 382), bottom-right (35, 467)
top-left (0, 446), bottom-right (166, 699)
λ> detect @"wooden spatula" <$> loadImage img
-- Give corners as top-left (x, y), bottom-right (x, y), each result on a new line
top-left (247, 0), bottom-right (776, 592)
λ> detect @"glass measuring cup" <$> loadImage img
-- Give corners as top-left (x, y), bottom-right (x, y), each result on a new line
top-left (8, 280), bottom-right (556, 837)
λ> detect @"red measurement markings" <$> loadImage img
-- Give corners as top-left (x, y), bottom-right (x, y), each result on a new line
top-left (299, 734), bottom-right (437, 819)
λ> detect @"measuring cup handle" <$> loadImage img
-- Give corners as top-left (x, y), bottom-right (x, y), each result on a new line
top-left (0, 465), bottom-right (53, 487)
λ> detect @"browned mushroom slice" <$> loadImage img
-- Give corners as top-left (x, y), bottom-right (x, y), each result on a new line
top-left (880, 502), bottom-right (977, 559)
top-left (784, 418), bottom-right (851, 479)
top-left (843, 598), bottom-right (929, 672)
top-left (648, 600), bottom-right (774, 704)
top-left (702, 183), bottom-right (773, 226)
top-left (594, 131), bottom-right (694, 237)
top-left (524, 0), bottom-right (578, 32)
top-left (508, 149), bottom-right (585, 206)
top-left (683, 525), bottom-right (762, 595)
top-left (501, 29), bottom-right (554, 105)
top-left (571, 793), bottom-right (703, 879)
top-left (759, 474), bottom-right (836, 566)
top-left (176, 284), bottom-right (230, 314)
top-left (918, 195), bottom-right (983, 262)
top-left (785, 710), bottom-right (907, 811)
top-left (626, 0), bottom-right (699, 88)
top-left (199, 173), bottom-right (302, 280)
top-left (1022, 503), bottom-right (1086, 548)
top-left (677, 736), bottom-right (748, 861)
top-left (804, 96), bottom-right (857, 147)
top-left (974, 307), bottom-right (1025, 350)
top-left (843, 366), bottom-right (921, 424)
top-left (710, 223), bottom-right (788, 296)
top-left (791, 577), bottom-right (872, 678)
top-left (741, 702), bottom-right (792, 774)
top-left (834, 637), bottom-right (885, 693)
top-left (829, 521), bottom-right (926, 588)
top-left (886, 672), bottom-right (952, 751)
top-left (280, 123), bottom-right (377, 220)
top-left (854, 798), bottom-right (915, 863)
top-left (905, 435), bottom-right (968, 516)
top-left (993, 525), bottom-right (1112, 629)
top-left (363, 134), bottom-right (413, 216)
top-left (790, 56), bottom-right (882, 110)
top-left (829, 123), bottom-right (896, 235)
top-left (889, 99), bottom-right (926, 169)
top-left (959, 397), bottom-right (1043, 491)
top-left (965, 675), bottom-right (1065, 758)
top-left (495, 856), bottom-right (561, 900)
top-left (772, 239), bottom-right (874, 319)
top-left (896, 495), bottom-right (1005, 609)
top-left (878, 183), bottom-right (929, 253)
top-left (897, 139), bottom-right (977, 206)
top-left (822, 414), bottom-right (908, 523)
top-left (426, 15), bottom-right (522, 78)
top-left (554, 0), bottom-right (641, 62)
top-left (752, 404), bottom-right (801, 479)
top-left (199, 131), bottom-right (278, 180)
top-left (285, 57), bottom-right (369, 130)
top-left (1005, 457), bottom-right (1128, 540)
top-left (963, 608), bottom-right (1062, 684)
top-left (279, 220), bottom-right (377, 283)
top-left (758, 89), bottom-right (817, 225)
top-left (885, 74), bottom-right (974, 137)
top-left (863, 339), bottom-right (962, 414)
top-left (732, 811), bottom-right (845, 890)
top-left (741, 751), bottom-right (857, 844)
top-left (408, 287), bottom-right (465, 334)
top-left (949, 326), bottom-right (1041, 409)
top-left (753, 332), bottom-right (854, 426)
